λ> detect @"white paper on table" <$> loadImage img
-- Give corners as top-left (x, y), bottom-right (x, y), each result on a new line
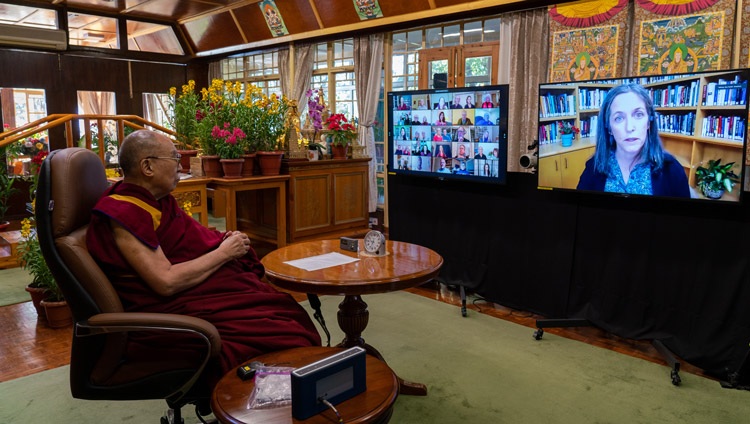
top-left (283, 252), bottom-right (360, 271)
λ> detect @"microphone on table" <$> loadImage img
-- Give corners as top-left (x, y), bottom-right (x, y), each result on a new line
top-left (307, 294), bottom-right (331, 347)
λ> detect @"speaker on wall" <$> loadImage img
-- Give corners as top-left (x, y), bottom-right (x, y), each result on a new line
top-left (433, 73), bottom-right (447, 89)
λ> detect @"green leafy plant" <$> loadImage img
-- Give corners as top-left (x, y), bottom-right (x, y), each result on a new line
top-left (18, 218), bottom-right (62, 301)
top-left (695, 158), bottom-right (740, 198)
top-left (168, 80), bottom-right (201, 150)
top-left (0, 170), bottom-right (19, 223)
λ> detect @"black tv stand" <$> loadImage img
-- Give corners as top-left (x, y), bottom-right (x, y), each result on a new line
top-left (532, 318), bottom-right (683, 385)
top-left (532, 318), bottom-right (590, 340)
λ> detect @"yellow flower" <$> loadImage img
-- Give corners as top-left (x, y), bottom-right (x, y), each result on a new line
top-left (169, 87), bottom-right (176, 97)
top-left (182, 200), bottom-right (193, 214)
top-left (35, 142), bottom-right (44, 150)
top-left (105, 168), bottom-right (119, 178)
top-left (20, 218), bottom-right (31, 239)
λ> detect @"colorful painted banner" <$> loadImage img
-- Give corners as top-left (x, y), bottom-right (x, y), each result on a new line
top-left (353, 0), bottom-right (384, 20)
top-left (637, 11), bottom-right (724, 75)
top-left (260, 0), bottom-right (289, 37)
top-left (549, 25), bottom-right (620, 82)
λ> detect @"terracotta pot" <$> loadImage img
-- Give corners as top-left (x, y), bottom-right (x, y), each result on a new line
top-left (220, 158), bottom-right (244, 179)
top-left (331, 144), bottom-right (347, 160)
top-left (25, 284), bottom-right (47, 320)
top-left (41, 299), bottom-right (72, 328)
top-left (177, 149), bottom-right (199, 172)
top-left (202, 155), bottom-right (222, 178)
top-left (0, 221), bottom-right (10, 230)
top-left (257, 151), bottom-right (284, 176)
top-left (241, 153), bottom-right (257, 177)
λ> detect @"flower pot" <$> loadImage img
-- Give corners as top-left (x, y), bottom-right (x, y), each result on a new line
top-left (703, 186), bottom-right (724, 199)
top-left (561, 133), bottom-right (573, 147)
top-left (257, 151), bottom-right (284, 176)
top-left (331, 144), bottom-right (347, 159)
top-left (202, 155), bottom-right (222, 178)
top-left (241, 153), bottom-right (257, 177)
top-left (177, 149), bottom-right (199, 172)
top-left (41, 299), bottom-right (72, 328)
top-left (0, 220), bottom-right (10, 231)
top-left (25, 284), bottom-right (47, 320)
top-left (220, 158), bottom-right (244, 179)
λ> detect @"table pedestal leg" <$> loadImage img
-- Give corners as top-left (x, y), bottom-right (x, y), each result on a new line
top-left (336, 295), bottom-right (428, 396)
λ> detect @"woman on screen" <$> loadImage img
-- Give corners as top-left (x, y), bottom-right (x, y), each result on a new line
top-left (435, 111), bottom-right (448, 126)
top-left (435, 97), bottom-right (448, 110)
top-left (577, 83), bottom-right (689, 197)
top-left (481, 94), bottom-right (494, 108)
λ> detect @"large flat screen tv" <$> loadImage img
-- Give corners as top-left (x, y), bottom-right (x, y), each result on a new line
top-left (387, 85), bottom-right (509, 184)
top-left (537, 69), bottom-right (749, 202)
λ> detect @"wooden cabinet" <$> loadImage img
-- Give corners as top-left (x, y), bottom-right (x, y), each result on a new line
top-left (538, 144), bottom-right (595, 189)
top-left (282, 158), bottom-right (371, 243)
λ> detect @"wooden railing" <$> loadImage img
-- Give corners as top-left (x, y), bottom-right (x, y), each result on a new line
top-left (0, 114), bottom-right (177, 166)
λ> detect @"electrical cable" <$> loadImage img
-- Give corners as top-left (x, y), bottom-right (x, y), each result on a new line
top-left (307, 293), bottom-right (331, 346)
top-left (319, 397), bottom-right (343, 424)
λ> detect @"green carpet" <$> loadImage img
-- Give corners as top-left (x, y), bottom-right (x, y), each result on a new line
top-left (1, 291), bottom-right (749, 423)
top-left (0, 266), bottom-right (32, 306)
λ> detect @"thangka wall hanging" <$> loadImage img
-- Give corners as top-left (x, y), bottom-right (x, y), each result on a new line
top-left (354, 0), bottom-right (384, 20)
top-left (548, 0), bottom-right (630, 82)
top-left (740, 1), bottom-right (750, 66)
top-left (260, 0), bottom-right (289, 37)
top-left (634, 0), bottom-right (734, 75)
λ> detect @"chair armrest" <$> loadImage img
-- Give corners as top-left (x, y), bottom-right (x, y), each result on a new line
top-left (79, 312), bottom-right (222, 358)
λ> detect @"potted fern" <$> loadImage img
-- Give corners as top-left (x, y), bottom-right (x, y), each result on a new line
top-left (695, 159), bottom-right (740, 199)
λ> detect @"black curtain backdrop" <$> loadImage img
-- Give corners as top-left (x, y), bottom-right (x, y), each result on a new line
top-left (388, 171), bottom-right (750, 379)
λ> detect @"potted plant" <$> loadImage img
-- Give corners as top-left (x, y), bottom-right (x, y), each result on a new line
top-left (301, 88), bottom-right (328, 161)
top-left (167, 80), bottom-right (202, 170)
top-left (17, 217), bottom-right (71, 327)
top-left (558, 121), bottom-right (579, 147)
top-left (0, 169), bottom-right (19, 229)
top-left (325, 113), bottom-right (357, 159)
top-left (213, 123), bottom-right (246, 178)
top-left (695, 158), bottom-right (740, 199)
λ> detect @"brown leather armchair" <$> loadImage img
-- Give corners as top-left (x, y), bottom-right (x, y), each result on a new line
top-left (35, 147), bottom-right (221, 423)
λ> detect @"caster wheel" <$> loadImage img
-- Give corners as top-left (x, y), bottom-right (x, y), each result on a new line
top-left (671, 370), bottom-right (681, 386)
top-left (533, 328), bottom-right (544, 340)
top-left (461, 306), bottom-right (467, 317)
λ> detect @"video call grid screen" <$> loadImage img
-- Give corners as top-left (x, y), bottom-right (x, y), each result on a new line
top-left (388, 85), bottom-right (509, 184)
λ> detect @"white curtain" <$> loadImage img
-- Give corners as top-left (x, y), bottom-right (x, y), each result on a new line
top-left (354, 33), bottom-right (384, 213)
top-left (208, 61), bottom-right (222, 82)
top-left (279, 43), bottom-right (314, 113)
top-left (77, 91), bottom-right (115, 115)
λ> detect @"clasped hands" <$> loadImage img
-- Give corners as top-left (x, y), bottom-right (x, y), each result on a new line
top-left (221, 231), bottom-right (251, 259)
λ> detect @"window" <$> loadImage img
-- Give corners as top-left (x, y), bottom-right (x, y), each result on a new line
top-left (309, 39), bottom-right (358, 123)
top-left (220, 50), bottom-right (282, 98)
top-left (126, 20), bottom-right (184, 55)
top-left (68, 12), bottom-right (118, 49)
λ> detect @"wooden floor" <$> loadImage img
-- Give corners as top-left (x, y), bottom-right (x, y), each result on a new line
top-left (0, 280), bottom-right (712, 384)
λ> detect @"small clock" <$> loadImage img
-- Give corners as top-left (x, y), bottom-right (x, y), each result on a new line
top-left (362, 230), bottom-right (387, 256)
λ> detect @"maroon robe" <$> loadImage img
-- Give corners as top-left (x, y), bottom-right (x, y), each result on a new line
top-left (86, 181), bottom-right (321, 384)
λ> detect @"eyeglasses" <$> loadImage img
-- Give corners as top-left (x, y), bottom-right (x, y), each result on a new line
top-left (145, 153), bottom-right (182, 164)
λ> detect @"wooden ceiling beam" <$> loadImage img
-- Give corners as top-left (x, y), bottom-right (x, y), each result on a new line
top-left (196, 0), bottom-right (531, 57)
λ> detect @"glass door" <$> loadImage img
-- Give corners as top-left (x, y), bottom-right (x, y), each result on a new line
top-left (418, 43), bottom-right (499, 89)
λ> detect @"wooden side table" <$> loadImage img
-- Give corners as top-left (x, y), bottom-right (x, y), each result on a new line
top-left (211, 346), bottom-right (398, 424)
top-left (0, 230), bottom-right (23, 269)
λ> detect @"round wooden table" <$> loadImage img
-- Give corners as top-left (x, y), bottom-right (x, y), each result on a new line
top-left (211, 347), bottom-right (398, 424)
top-left (261, 239), bottom-right (443, 395)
